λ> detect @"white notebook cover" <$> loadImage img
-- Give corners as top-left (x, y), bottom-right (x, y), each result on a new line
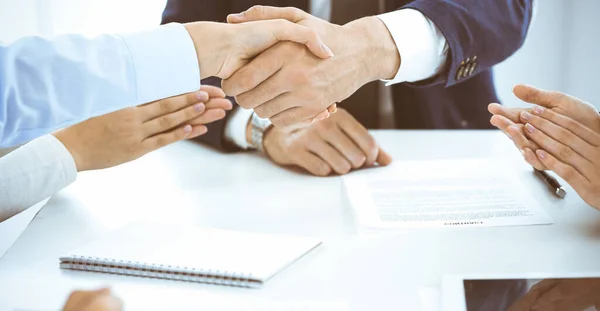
top-left (59, 224), bottom-right (321, 288)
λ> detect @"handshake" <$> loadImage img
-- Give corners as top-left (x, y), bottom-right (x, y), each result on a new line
top-left (184, 6), bottom-right (400, 127)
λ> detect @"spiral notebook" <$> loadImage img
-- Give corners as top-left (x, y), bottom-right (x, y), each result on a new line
top-left (59, 224), bottom-right (321, 288)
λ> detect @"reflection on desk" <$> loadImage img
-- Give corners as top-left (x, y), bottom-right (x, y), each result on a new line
top-left (465, 277), bottom-right (600, 311)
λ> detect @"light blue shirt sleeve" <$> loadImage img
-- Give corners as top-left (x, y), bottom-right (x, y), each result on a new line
top-left (0, 23), bottom-right (200, 148)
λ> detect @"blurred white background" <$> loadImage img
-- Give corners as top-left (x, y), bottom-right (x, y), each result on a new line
top-left (1, 0), bottom-right (599, 108)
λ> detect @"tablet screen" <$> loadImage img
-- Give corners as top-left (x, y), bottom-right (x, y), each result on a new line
top-left (463, 278), bottom-right (600, 311)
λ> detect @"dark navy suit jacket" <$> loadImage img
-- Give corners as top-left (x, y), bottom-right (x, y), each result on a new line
top-left (162, 0), bottom-right (533, 151)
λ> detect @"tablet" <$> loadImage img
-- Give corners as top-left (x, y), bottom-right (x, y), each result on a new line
top-left (441, 273), bottom-right (600, 311)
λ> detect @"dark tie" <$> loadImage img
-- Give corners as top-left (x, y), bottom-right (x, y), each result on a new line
top-left (330, 0), bottom-right (394, 129)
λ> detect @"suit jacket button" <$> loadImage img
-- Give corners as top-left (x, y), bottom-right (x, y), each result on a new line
top-left (469, 63), bottom-right (477, 76)
top-left (473, 56), bottom-right (478, 62)
top-left (456, 66), bottom-right (465, 80)
top-left (465, 57), bottom-right (471, 64)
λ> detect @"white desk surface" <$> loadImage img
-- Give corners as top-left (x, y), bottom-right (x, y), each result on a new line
top-left (1, 130), bottom-right (600, 311)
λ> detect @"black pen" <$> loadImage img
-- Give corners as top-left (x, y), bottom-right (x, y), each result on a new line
top-left (534, 169), bottom-right (566, 198)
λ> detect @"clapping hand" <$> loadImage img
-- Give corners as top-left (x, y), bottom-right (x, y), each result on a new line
top-left (489, 84), bottom-right (600, 210)
top-left (54, 85), bottom-right (232, 172)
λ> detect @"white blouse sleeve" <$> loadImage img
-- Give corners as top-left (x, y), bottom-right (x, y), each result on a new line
top-left (0, 134), bottom-right (77, 222)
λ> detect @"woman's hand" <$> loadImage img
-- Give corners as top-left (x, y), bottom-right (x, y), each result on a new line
top-left (516, 104), bottom-right (600, 209)
top-left (54, 85), bottom-right (232, 171)
top-left (489, 84), bottom-right (600, 170)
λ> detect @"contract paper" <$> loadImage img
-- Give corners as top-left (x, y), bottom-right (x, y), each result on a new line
top-left (343, 159), bottom-right (553, 229)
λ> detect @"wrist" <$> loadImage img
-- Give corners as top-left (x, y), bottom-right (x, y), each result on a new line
top-left (184, 22), bottom-right (232, 79)
top-left (345, 16), bottom-right (401, 81)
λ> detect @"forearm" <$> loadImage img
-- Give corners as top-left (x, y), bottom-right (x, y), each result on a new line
top-left (0, 135), bottom-right (77, 222)
top-left (0, 24), bottom-right (200, 148)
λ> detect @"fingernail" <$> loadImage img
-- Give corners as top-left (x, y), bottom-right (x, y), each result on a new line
top-left (196, 91), bottom-right (209, 102)
top-left (230, 12), bottom-right (244, 19)
top-left (525, 123), bottom-right (536, 134)
top-left (321, 43), bottom-right (335, 57)
top-left (183, 125), bottom-right (192, 134)
top-left (537, 150), bottom-right (547, 160)
top-left (194, 103), bottom-right (205, 112)
top-left (520, 149), bottom-right (525, 156)
top-left (532, 105), bottom-right (545, 115)
top-left (521, 111), bottom-right (533, 121)
top-left (332, 108), bottom-right (338, 114)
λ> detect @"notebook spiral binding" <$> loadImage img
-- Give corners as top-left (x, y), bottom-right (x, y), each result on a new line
top-left (61, 255), bottom-right (256, 288)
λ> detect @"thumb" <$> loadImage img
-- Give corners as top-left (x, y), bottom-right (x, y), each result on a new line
top-left (228, 6), bottom-right (310, 24)
top-left (376, 148), bottom-right (393, 166)
top-left (513, 84), bottom-right (561, 108)
top-left (258, 20), bottom-right (334, 59)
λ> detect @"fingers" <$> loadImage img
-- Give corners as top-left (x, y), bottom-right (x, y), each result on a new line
top-left (376, 148), bottom-right (393, 166)
top-left (308, 140), bottom-right (352, 175)
top-left (337, 116), bottom-right (379, 166)
top-left (82, 293), bottom-right (123, 311)
top-left (294, 150), bottom-right (332, 176)
top-left (488, 103), bottom-right (524, 123)
top-left (513, 84), bottom-right (565, 108)
top-left (535, 149), bottom-right (590, 189)
top-left (323, 127), bottom-right (366, 169)
top-left (141, 91), bottom-right (208, 121)
top-left (269, 95), bottom-right (325, 127)
top-left (526, 105), bottom-right (600, 146)
top-left (143, 102), bottom-right (206, 137)
top-left (199, 85), bottom-right (226, 98)
top-left (521, 109), bottom-right (598, 160)
top-left (524, 122), bottom-right (595, 177)
top-left (490, 114), bottom-right (547, 169)
top-left (205, 98), bottom-right (233, 111)
top-left (269, 20), bottom-right (334, 59)
top-left (187, 109), bottom-right (227, 126)
top-left (328, 104), bottom-right (338, 114)
top-left (221, 43), bottom-right (285, 97)
top-left (143, 124), bottom-right (207, 150)
top-left (237, 69), bottom-right (292, 114)
top-left (228, 6), bottom-right (311, 24)
top-left (311, 109), bottom-right (330, 123)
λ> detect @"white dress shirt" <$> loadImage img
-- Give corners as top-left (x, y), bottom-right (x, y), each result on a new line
top-left (0, 23), bottom-right (200, 148)
top-left (0, 135), bottom-right (76, 222)
top-left (224, 3), bottom-right (449, 149)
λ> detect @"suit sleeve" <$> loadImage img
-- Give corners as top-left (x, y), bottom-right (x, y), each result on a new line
top-left (161, 0), bottom-right (242, 152)
top-left (401, 0), bottom-right (534, 87)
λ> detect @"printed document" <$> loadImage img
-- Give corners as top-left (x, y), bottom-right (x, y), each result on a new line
top-left (343, 159), bottom-right (553, 229)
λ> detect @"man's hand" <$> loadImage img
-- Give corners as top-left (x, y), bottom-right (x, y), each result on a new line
top-left (62, 288), bottom-right (122, 311)
top-left (54, 85), bottom-right (232, 172)
top-left (261, 108), bottom-right (392, 176)
top-left (222, 6), bottom-right (400, 127)
top-left (489, 84), bottom-right (600, 170)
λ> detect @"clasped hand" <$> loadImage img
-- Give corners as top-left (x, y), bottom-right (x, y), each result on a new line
top-left (217, 6), bottom-right (400, 127)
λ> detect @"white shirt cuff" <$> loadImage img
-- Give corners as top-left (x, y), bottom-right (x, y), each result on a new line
top-left (118, 23), bottom-right (201, 105)
top-left (224, 107), bottom-right (255, 150)
top-left (377, 9), bottom-right (448, 85)
top-left (44, 135), bottom-right (78, 184)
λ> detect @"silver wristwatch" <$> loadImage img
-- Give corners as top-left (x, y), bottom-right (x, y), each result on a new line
top-left (249, 113), bottom-right (273, 152)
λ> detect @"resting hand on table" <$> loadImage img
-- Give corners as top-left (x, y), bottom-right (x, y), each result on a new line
top-left (261, 108), bottom-right (392, 176)
top-left (222, 6), bottom-right (400, 127)
top-left (54, 85), bottom-right (232, 172)
top-left (62, 288), bottom-right (122, 311)
top-left (507, 278), bottom-right (600, 311)
top-left (489, 84), bottom-right (600, 210)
